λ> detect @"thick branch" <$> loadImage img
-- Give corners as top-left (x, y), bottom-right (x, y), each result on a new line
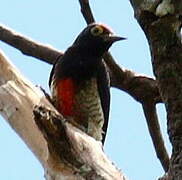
top-left (0, 50), bottom-right (48, 165)
top-left (34, 105), bottom-right (126, 180)
top-left (0, 50), bottom-right (127, 180)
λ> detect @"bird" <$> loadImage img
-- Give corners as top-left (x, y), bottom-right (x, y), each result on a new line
top-left (49, 23), bottom-right (125, 144)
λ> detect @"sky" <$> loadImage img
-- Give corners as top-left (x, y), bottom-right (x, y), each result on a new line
top-left (0, 1), bottom-right (172, 180)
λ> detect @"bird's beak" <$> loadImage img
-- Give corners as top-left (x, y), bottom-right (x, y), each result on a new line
top-left (103, 34), bottom-right (126, 43)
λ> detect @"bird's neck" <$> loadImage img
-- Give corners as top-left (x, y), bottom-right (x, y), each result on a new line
top-left (58, 46), bottom-right (103, 81)
top-left (75, 44), bottom-right (106, 58)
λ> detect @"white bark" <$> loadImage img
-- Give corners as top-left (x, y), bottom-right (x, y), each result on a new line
top-left (0, 50), bottom-right (48, 164)
top-left (0, 50), bottom-right (127, 180)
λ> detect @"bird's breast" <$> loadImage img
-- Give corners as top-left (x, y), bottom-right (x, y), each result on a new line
top-left (52, 77), bottom-right (104, 141)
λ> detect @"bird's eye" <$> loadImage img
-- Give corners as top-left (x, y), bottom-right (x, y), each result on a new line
top-left (91, 26), bottom-right (104, 36)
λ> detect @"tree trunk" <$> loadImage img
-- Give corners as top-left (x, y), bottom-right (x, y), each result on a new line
top-left (129, 0), bottom-right (182, 179)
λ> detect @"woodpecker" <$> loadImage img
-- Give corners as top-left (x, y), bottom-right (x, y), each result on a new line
top-left (49, 23), bottom-right (125, 143)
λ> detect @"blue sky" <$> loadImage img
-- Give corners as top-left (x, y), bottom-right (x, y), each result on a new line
top-left (0, 1), bottom-right (171, 180)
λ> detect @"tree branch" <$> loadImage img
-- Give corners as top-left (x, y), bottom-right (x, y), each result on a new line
top-left (0, 50), bottom-right (127, 180)
top-left (0, 25), bottom-right (62, 64)
top-left (34, 105), bottom-right (126, 180)
top-left (78, 0), bottom-right (95, 24)
top-left (0, 50), bottom-right (48, 165)
top-left (103, 53), bottom-right (161, 103)
top-left (142, 102), bottom-right (169, 172)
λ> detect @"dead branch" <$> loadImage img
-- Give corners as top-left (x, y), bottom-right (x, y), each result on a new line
top-left (34, 105), bottom-right (126, 180)
top-left (0, 50), bottom-right (127, 180)
top-left (0, 50), bottom-right (48, 165)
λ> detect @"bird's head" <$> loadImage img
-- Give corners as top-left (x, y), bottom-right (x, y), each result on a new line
top-left (73, 23), bottom-right (126, 56)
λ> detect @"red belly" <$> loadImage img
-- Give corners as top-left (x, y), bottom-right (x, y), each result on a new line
top-left (56, 78), bottom-right (75, 116)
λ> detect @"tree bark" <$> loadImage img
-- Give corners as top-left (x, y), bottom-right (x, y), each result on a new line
top-left (129, 0), bottom-right (182, 179)
top-left (0, 50), bottom-right (127, 179)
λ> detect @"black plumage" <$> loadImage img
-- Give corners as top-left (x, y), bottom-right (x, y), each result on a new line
top-left (49, 23), bottom-right (125, 143)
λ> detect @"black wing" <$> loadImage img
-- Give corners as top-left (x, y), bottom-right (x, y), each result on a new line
top-left (49, 55), bottom-right (62, 87)
top-left (97, 60), bottom-right (110, 144)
